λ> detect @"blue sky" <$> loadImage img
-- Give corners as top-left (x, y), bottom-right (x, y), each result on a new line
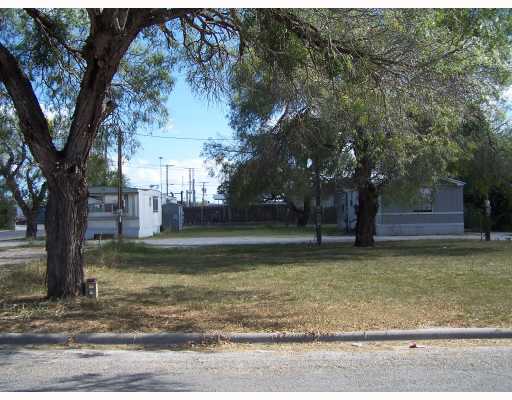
top-left (122, 72), bottom-right (232, 202)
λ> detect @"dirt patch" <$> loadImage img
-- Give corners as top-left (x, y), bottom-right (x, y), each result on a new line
top-left (0, 247), bottom-right (46, 267)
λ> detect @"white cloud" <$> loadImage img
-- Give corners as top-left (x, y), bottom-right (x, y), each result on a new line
top-left (122, 157), bottom-right (222, 202)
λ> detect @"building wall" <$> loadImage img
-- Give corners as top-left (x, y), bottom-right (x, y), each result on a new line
top-left (137, 189), bottom-right (162, 237)
top-left (85, 217), bottom-right (140, 239)
top-left (335, 183), bottom-right (465, 236)
top-left (376, 184), bottom-right (464, 235)
top-left (86, 189), bottom-right (161, 239)
top-left (335, 191), bottom-right (358, 232)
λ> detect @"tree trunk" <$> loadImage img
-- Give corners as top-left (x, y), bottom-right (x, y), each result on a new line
top-left (25, 213), bottom-right (38, 239)
top-left (355, 183), bottom-right (378, 247)
top-left (45, 168), bottom-right (88, 298)
top-left (297, 196), bottom-right (311, 227)
top-left (484, 196), bottom-right (491, 241)
top-left (354, 153), bottom-right (378, 247)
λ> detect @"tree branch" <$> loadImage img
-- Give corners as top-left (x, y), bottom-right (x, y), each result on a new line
top-left (24, 8), bottom-right (84, 60)
top-left (0, 42), bottom-right (58, 171)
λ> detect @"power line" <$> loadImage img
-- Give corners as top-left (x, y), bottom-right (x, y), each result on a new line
top-left (106, 161), bottom-right (199, 170)
top-left (135, 133), bottom-right (237, 141)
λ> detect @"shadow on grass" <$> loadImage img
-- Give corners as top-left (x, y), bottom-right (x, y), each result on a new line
top-left (87, 240), bottom-right (505, 276)
top-left (1, 282), bottom-right (298, 333)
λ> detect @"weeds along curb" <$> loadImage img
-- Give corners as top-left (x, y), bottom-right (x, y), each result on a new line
top-left (2, 328), bottom-right (512, 346)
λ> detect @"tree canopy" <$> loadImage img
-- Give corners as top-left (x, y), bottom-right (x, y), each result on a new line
top-left (205, 9), bottom-right (512, 246)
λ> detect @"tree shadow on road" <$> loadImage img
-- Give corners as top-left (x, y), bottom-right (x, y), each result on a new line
top-left (20, 372), bottom-right (192, 391)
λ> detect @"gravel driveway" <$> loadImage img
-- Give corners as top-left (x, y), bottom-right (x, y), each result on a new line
top-left (139, 232), bottom-right (512, 248)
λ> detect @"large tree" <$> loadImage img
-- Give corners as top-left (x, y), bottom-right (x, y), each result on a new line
top-left (219, 9), bottom-right (512, 247)
top-left (0, 8), bottom-right (238, 297)
top-left (304, 9), bottom-right (512, 246)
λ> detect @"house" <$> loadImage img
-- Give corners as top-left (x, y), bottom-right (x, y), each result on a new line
top-left (85, 186), bottom-right (162, 239)
top-left (336, 178), bottom-right (465, 235)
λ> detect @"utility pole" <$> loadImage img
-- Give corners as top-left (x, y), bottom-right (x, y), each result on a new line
top-left (159, 157), bottom-right (163, 206)
top-left (201, 182), bottom-right (207, 205)
top-left (188, 168), bottom-right (192, 206)
top-left (313, 157), bottom-right (322, 246)
top-left (164, 164), bottom-right (174, 202)
top-left (484, 197), bottom-right (492, 241)
top-left (166, 164), bottom-right (169, 199)
top-left (192, 168), bottom-right (196, 206)
top-left (117, 129), bottom-right (123, 238)
top-left (186, 168), bottom-right (196, 206)
top-left (104, 131), bottom-right (108, 186)
top-left (200, 182), bottom-right (207, 225)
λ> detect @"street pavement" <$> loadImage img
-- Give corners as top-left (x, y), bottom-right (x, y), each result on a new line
top-left (3, 227), bottom-right (512, 248)
top-left (140, 232), bottom-right (512, 247)
top-left (1, 346), bottom-right (512, 391)
top-left (0, 226), bottom-right (45, 242)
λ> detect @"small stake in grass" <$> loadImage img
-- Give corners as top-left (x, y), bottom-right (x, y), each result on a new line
top-left (86, 278), bottom-right (98, 299)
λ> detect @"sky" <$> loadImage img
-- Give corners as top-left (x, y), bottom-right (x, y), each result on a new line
top-left (119, 72), bottom-right (233, 203)
top-left (115, 79), bottom-right (512, 204)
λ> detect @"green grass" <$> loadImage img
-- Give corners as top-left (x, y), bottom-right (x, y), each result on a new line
top-left (154, 224), bottom-right (342, 238)
top-left (1, 240), bottom-right (512, 333)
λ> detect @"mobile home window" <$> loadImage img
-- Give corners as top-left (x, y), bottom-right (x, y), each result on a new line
top-left (413, 188), bottom-right (433, 212)
top-left (153, 197), bottom-right (159, 212)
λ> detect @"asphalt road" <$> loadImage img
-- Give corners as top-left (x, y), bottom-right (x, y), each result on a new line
top-left (1, 346), bottom-right (511, 391)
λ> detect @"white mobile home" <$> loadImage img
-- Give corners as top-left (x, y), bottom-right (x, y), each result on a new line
top-left (86, 186), bottom-right (162, 239)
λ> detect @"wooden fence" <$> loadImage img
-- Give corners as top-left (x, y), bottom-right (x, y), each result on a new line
top-left (183, 204), bottom-right (338, 226)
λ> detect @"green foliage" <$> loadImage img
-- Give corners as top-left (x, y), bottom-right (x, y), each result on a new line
top-left (0, 9), bottom-right (176, 153)
top-left (0, 112), bottom-right (47, 217)
top-left (86, 154), bottom-right (130, 188)
top-left (451, 104), bottom-right (512, 230)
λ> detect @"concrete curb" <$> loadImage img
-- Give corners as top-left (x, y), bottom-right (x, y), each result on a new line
top-left (2, 328), bottom-right (512, 346)
top-left (0, 333), bottom-right (69, 345)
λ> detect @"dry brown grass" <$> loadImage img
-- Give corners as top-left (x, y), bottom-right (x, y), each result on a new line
top-left (1, 240), bottom-right (511, 333)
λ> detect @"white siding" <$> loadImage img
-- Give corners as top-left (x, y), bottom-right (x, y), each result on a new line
top-left (137, 189), bottom-right (161, 237)
top-left (86, 188), bottom-right (161, 239)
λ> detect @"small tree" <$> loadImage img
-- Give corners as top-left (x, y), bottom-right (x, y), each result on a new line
top-left (0, 116), bottom-right (47, 239)
top-left (453, 104), bottom-right (512, 239)
top-left (0, 180), bottom-right (16, 229)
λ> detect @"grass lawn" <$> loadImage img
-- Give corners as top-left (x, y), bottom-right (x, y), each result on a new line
top-left (1, 240), bottom-right (511, 333)
top-left (153, 224), bottom-right (341, 238)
